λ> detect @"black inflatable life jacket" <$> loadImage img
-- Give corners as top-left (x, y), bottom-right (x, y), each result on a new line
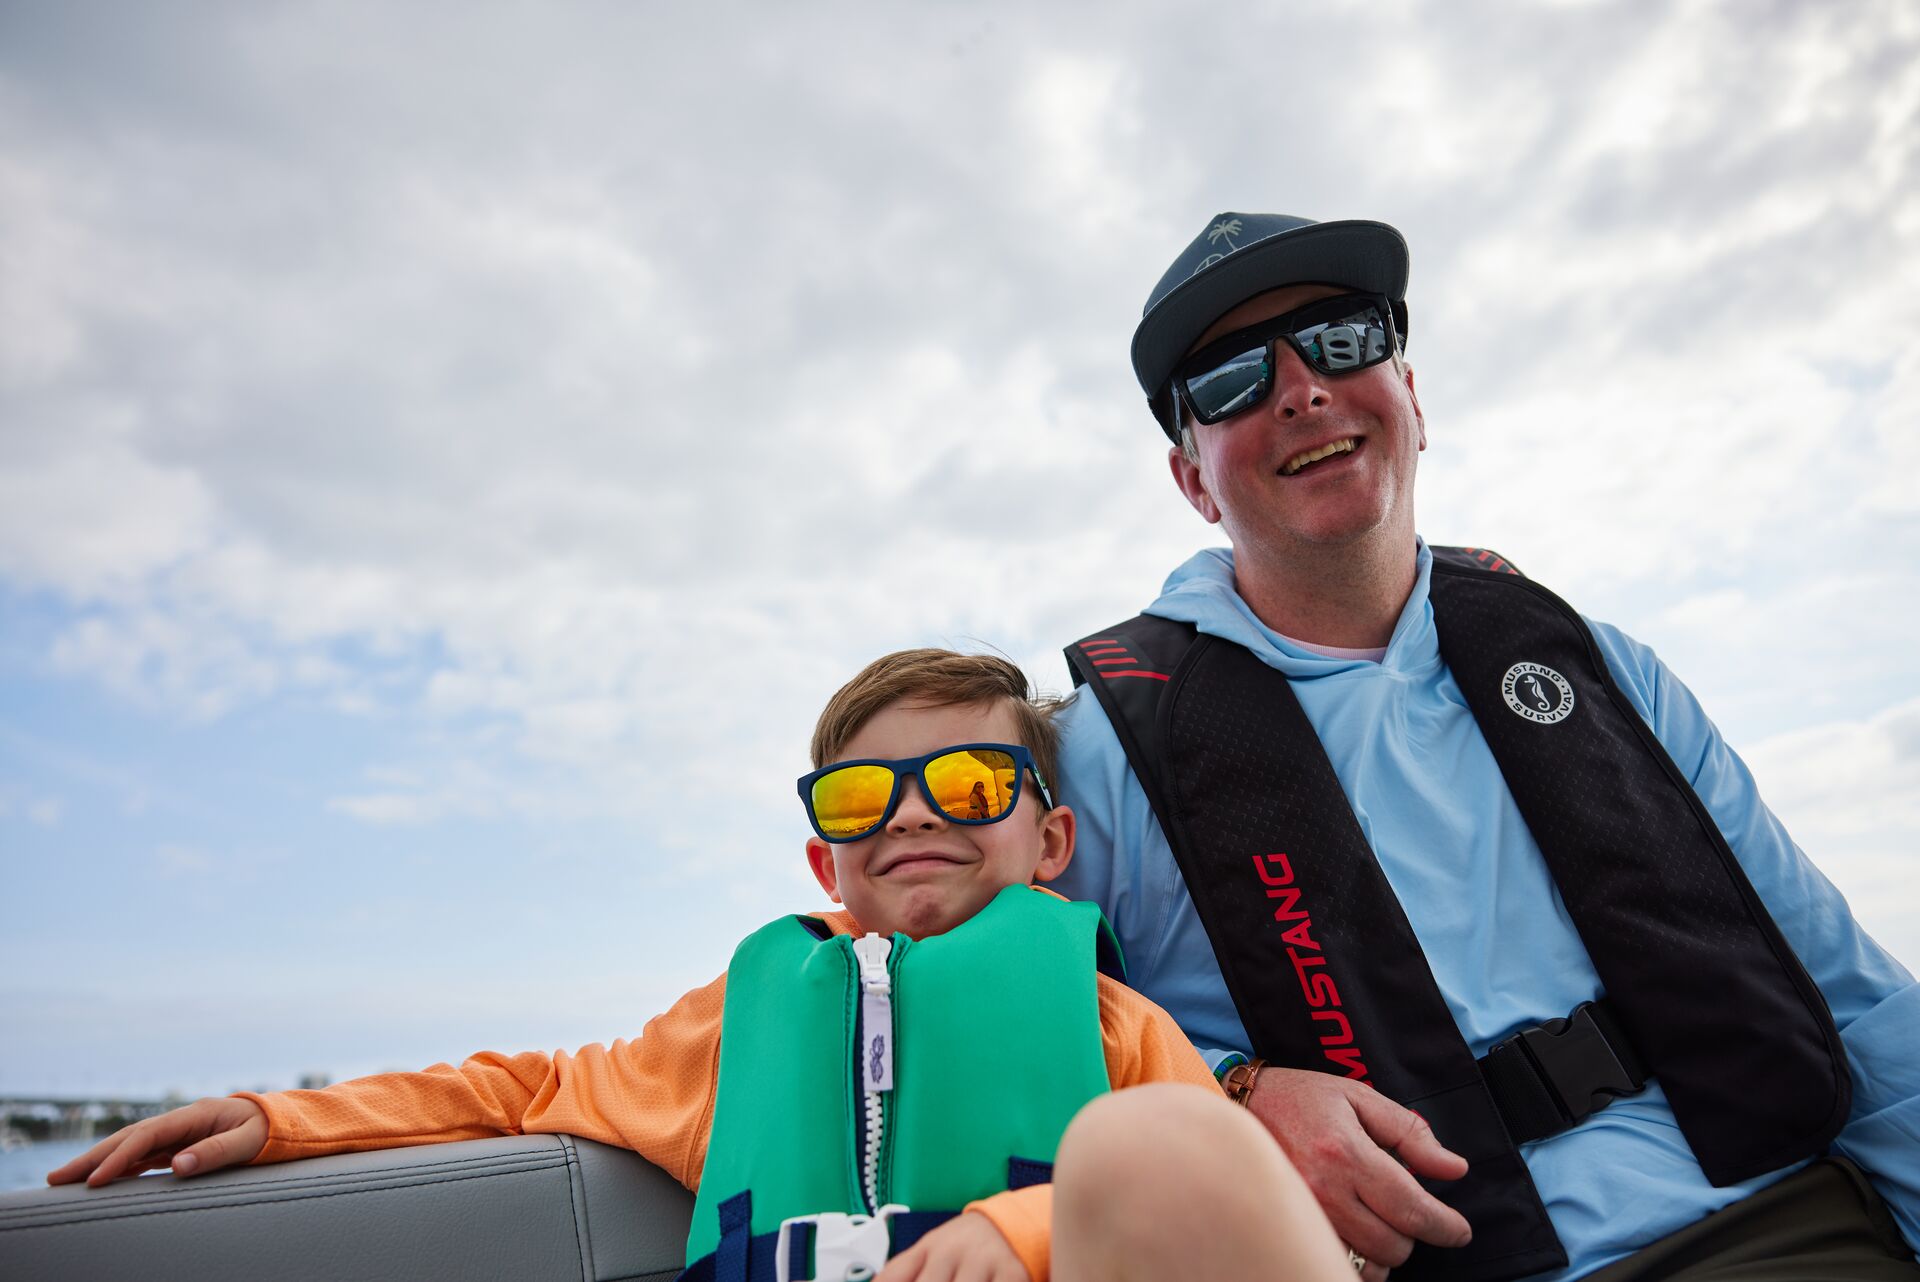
top-left (1065, 545), bottom-right (1848, 1282)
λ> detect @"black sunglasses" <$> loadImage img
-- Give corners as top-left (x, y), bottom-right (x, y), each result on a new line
top-left (1170, 292), bottom-right (1401, 427)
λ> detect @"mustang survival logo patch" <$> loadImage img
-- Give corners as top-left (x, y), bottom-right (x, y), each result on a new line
top-left (1502, 662), bottom-right (1575, 724)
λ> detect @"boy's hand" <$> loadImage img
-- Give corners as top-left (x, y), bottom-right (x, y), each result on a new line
top-left (46, 1096), bottom-right (268, 1188)
top-left (877, 1210), bottom-right (1029, 1282)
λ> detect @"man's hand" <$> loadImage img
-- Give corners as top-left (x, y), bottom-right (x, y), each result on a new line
top-left (877, 1210), bottom-right (1028, 1282)
top-left (46, 1097), bottom-right (268, 1188)
top-left (1244, 1067), bottom-right (1471, 1279)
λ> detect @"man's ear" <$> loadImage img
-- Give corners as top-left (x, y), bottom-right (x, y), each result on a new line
top-left (805, 838), bottom-right (843, 902)
top-left (1403, 364), bottom-right (1427, 452)
top-left (1031, 805), bottom-right (1076, 884)
top-left (1168, 444), bottom-right (1221, 525)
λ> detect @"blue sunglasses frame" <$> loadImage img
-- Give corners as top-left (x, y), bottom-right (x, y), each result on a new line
top-left (798, 742), bottom-right (1055, 845)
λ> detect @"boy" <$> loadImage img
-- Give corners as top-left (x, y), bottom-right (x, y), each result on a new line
top-left (50, 650), bottom-right (1351, 1282)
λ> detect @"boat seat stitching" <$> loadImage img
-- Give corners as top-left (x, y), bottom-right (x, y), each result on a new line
top-left (3, 1165), bottom-right (581, 1232)
top-left (562, 1135), bottom-right (590, 1282)
top-left (0, 1151), bottom-right (566, 1218)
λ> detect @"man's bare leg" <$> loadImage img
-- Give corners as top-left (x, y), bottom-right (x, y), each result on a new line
top-left (1053, 1083), bottom-right (1355, 1282)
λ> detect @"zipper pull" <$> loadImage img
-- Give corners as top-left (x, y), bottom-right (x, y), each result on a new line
top-left (852, 934), bottom-right (894, 1093)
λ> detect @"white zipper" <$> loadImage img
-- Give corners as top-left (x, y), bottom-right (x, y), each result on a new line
top-left (851, 933), bottom-right (894, 1212)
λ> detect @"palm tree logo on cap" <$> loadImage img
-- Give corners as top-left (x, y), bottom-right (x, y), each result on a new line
top-left (1207, 218), bottom-right (1244, 251)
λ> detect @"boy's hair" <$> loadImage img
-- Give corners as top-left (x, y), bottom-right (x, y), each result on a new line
top-left (811, 649), bottom-right (1064, 791)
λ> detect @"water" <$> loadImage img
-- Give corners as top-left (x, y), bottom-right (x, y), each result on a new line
top-left (0, 1139), bottom-right (94, 1192)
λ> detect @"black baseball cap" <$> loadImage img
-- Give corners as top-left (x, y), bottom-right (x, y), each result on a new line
top-left (1132, 213), bottom-right (1410, 439)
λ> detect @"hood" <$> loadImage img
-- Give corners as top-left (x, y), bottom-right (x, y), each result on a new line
top-left (1143, 541), bottom-right (1441, 679)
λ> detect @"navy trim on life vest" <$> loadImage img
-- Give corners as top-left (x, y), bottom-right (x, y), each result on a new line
top-left (1007, 1157), bottom-right (1053, 1190)
top-left (677, 1209), bottom-right (956, 1282)
top-left (713, 1191), bottom-right (752, 1282)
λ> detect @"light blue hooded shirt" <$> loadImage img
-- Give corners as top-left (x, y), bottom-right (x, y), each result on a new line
top-left (1052, 543), bottom-right (1919, 1279)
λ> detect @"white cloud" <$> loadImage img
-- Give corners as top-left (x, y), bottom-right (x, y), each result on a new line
top-left (1742, 698), bottom-right (1920, 965)
top-left (0, 429), bottom-right (215, 593)
top-left (1744, 699), bottom-right (1920, 851)
top-left (154, 842), bottom-right (215, 877)
top-left (0, 786), bottom-right (65, 829)
top-left (50, 609), bottom-right (285, 720)
top-left (1012, 54), bottom-right (1147, 236)
top-left (1861, 350), bottom-right (1920, 516)
top-left (1, 0), bottom-right (1916, 1105)
top-left (3, 0), bottom-right (1911, 755)
top-left (326, 792), bottom-right (447, 826)
top-left (1, 0), bottom-right (1909, 817)
top-left (0, 726), bottom-right (197, 821)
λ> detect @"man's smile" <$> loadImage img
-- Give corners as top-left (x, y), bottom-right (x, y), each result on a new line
top-left (1280, 436), bottom-right (1362, 477)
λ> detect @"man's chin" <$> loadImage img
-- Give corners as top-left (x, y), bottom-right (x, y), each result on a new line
top-left (1237, 515), bottom-right (1389, 558)
top-left (1278, 496), bottom-right (1410, 550)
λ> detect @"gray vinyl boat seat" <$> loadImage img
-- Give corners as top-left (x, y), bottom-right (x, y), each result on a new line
top-left (0, 1134), bottom-right (696, 1281)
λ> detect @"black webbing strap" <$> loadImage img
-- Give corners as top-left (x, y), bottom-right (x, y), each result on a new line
top-left (1429, 552), bottom-right (1849, 1184)
top-left (677, 1208), bottom-right (955, 1282)
top-left (1479, 999), bottom-right (1649, 1144)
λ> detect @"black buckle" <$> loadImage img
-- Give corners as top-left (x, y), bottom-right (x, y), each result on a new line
top-left (1515, 1001), bottom-right (1646, 1128)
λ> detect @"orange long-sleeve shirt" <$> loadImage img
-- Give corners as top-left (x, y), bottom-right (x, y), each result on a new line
top-left (240, 896), bottom-right (1220, 1282)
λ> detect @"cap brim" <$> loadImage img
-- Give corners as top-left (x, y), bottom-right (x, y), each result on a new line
top-left (1130, 220), bottom-right (1409, 397)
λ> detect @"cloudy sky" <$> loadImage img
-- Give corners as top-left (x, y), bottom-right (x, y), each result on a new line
top-left (3, 0), bottom-right (1916, 1099)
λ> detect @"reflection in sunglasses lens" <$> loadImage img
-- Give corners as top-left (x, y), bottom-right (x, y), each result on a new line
top-left (1189, 348), bottom-right (1270, 421)
top-left (925, 749), bottom-right (1017, 822)
top-left (811, 764), bottom-right (895, 839)
top-left (1308, 313), bottom-right (1391, 370)
top-left (1182, 299), bottom-right (1393, 424)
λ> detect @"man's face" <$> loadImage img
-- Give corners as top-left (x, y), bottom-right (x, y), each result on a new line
top-left (1168, 283), bottom-right (1426, 558)
top-left (804, 698), bottom-right (1075, 939)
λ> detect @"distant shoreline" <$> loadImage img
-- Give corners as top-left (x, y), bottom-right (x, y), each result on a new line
top-left (0, 1138), bottom-right (95, 1192)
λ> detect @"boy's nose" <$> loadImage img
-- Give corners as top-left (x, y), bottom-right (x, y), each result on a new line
top-left (887, 777), bottom-right (948, 831)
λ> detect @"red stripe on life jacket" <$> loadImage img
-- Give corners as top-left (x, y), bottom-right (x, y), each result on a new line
top-left (1459, 547), bottom-right (1518, 575)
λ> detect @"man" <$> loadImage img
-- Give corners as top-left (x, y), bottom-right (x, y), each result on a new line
top-left (1052, 213), bottom-right (1919, 1281)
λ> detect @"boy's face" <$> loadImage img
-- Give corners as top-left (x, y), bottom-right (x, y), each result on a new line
top-left (805, 698), bottom-right (1075, 939)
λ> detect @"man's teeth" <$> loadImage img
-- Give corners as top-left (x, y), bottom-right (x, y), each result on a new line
top-left (1281, 438), bottom-right (1358, 476)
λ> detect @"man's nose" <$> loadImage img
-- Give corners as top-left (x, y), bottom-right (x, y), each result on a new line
top-left (1263, 342), bottom-right (1334, 421)
top-left (888, 778), bottom-right (948, 831)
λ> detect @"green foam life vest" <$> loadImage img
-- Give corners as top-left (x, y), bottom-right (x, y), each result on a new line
top-left (686, 885), bottom-right (1120, 1264)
